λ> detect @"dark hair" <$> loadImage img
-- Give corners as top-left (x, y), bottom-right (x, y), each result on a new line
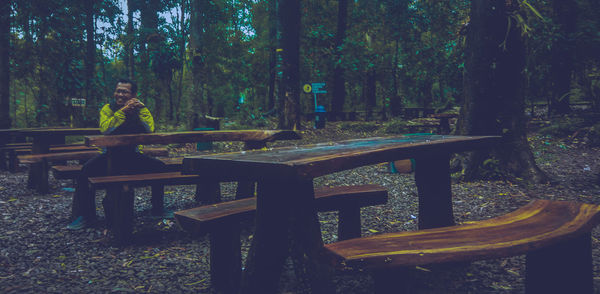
top-left (116, 78), bottom-right (137, 95)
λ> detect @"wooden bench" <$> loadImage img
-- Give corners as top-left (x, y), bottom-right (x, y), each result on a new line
top-left (88, 171), bottom-right (209, 216)
top-left (321, 200), bottom-right (600, 294)
top-left (174, 184), bottom-right (388, 293)
top-left (18, 148), bottom-right (169, 193)
top-left (51, 157), bottom-right (184, 180)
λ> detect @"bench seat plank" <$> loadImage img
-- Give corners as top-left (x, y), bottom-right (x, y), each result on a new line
top-left (89, 171), bottom-right (200, 188)
top-left (322, 200), bottom-right (600, 269)
top-left (19, 147), bottom-right (168, 164)
top-left (174, 184), bottom-right (388, 235)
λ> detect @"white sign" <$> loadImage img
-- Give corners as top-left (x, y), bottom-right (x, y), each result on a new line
top-left (311, 82), bottom-right (326, 94)
top-left (71, 98), bottom-right (87, 107)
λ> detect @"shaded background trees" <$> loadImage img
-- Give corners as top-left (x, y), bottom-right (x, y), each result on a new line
top-left (2, 0), bottom-right (599, 133)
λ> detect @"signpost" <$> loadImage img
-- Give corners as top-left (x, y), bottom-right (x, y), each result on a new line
top-left (70, 98), bottom-right (87, 107)
top-left (310, 82), bottom-right (326, 111)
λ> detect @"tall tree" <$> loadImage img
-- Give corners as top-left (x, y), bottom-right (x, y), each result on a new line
top-left (126, 0), bottom-right (136, 79)
top-left (331, 0), bottom-right (348, 120)
top-left (277, 0), bottom-right (301, 130)
top-left (459, 0), bottom-right (547, 183)
top-left (0, 0), bottom-right (10, 128)
top-left (267, 0), bottom-right (278, 112)
top-left (549, 0), bottom-right (577, 115)
top-left (84, 0), bottom-right (96, 126)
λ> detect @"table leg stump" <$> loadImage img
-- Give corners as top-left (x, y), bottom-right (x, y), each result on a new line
top-left (210, 219), bottom-right (242, 294)
top-left (525, 233), bottom-right (593, 294)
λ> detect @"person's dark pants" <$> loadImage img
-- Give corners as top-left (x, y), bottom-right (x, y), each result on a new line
top-left (72, 152), bottom-right (166, 222)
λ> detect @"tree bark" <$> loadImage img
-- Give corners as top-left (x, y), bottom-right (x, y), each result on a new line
top-left (0, 0), bottom-right (10, 128)
top-left (460, 0), bottom-right (548, 183)
top-left (267, 0), bottom-right (278, 112)
top-left (189, 0), bottom-right (206, 129)
top-left (549, 0), bottom-right (577, 115)
top-left (331, 0), bottom-right (348, 120)
top-left (127, 0), bottom-right (136, 79)
top-left (277, 0), bottom-right (301, 130)
top-left (84, 0), bottom-right (96, 126)
top-left (365, 69), bottom-right (376, 121)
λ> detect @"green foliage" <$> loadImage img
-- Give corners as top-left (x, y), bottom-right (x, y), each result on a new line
top-left (587, 123), bottom-right (600, 147)
top-left (339, 122), bottom-right (380, 133)
top-left (538, 117), bottom-right (586, 138)
top-left (382, 120), bottom-right (412, 134)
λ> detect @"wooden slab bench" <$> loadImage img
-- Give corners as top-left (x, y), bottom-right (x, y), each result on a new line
top-left (321, 200), bottom-right (600, 294)
top-left (18, 148), bottom-right (169, 193)
top-left (174, 184), bottom-right (388, 293)
top-left (51, 157), bottom-right (184, 180)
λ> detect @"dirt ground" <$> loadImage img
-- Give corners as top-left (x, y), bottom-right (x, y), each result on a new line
top-left (1, 119), bottom-right (600, 293)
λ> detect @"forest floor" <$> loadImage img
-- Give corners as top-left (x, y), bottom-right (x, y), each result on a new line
top-left (1, 116), bottom-right (600, 293)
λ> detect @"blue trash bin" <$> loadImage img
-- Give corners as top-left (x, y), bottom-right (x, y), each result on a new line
top-left (193, 127), bottom-right (214, 151)
top-left (314, 105), bottom-right (327, 129)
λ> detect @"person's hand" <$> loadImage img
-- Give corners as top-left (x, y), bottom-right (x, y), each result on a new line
top-left (121, 98), bottom-right (145, 114)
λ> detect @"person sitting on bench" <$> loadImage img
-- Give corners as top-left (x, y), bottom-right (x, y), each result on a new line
top-left (68, 78), bottom-right (166, 230)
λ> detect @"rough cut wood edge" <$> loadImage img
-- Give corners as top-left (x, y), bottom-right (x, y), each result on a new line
top-left (88, 171), bottom-right (201, 188)
top-left (18, 148), bottom-right (168, 163)
top-left (86, 130), bottom-right (301, 147)
top-left (174, 184), bottom-right (388, 234)
top-left (322, 200), bottom-right (600, 270)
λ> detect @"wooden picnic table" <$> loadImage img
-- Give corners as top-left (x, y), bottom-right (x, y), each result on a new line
top-left (17, 128), bottom-right (101, 193)
top-left (181, 134), bottom-right (501, 293)
top-left (84, 129), bottom-right (301, 243)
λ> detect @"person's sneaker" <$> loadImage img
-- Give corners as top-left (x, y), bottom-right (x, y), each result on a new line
top-left (67, 216), bottom-right (89, 230)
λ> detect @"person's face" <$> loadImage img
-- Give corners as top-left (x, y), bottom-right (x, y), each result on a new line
top-left (114, 83), bottom-right (134, 106)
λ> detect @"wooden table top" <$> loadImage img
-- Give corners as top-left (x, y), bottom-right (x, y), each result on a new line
top-left (183, 134), bottom-right (501, 181)
top-left (85, 130), bottom-right (301, 148)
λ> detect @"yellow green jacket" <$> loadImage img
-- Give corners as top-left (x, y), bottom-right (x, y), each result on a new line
top-left (99, 103), bottom-right (154, 135)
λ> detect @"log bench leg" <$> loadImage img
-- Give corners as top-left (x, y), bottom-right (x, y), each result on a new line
top-left (525, 233), bottom-right (593, 294)
top-left (28, 160), bottom-right (49, 194)
top-left (338, 206), bottom-right (361, 240)
top-left (107, 185), bottom-right (134, 245)
top-left (151, 184), bottom-right (165, 216)
top-left (414, 154), bottom-right (454, 229)
top-left (195, 181), bottom-right (221, 204)
top-left (0, 149), bottom-right (6, 170)
top-left (373, 268), bottom-right (410, 294)
top-left (210, 220), bottom-right (241, 294)
top-left (8, 149), bottom-right (18, 172)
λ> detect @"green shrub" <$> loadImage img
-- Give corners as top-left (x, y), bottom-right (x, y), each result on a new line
top-left (538, 117), bottom-right (586, 138)
top-left (339, 122), bottom-right (380, 133)
top-left (587, 123), bottom-right (600, 147)
top-left (382, 120), bottom-right (411, 134)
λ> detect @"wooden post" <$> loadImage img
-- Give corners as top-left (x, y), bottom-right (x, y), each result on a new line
top-left (525, 233), bottom-right (593, 294)
top-left (240, 180), bottom-right (291, 293)
top-left (241, 179), bottom-right (334, 293)
top-left (414, 153), bottom-right (454, 229)
top-left (151, 184), bottom-right (164, 216)
top-left (337, 206), bottom-right (361, 240)
top-left (210, 219), bottom-right (242, 294)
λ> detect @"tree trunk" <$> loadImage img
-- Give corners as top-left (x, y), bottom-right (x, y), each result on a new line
top-left (460, 0), bottom-right (547, 183)
top-left (140, 0), bottom-right (161, 119)
top-left (189, 0), bottom-right (206, 129)
top-left (267, 0), bottom-right (278, 113)
top-left (277, 0), bottom-right (301, 130)
top-left (549, 0), bottom-right (577, 115)
top-left (0, 0), bottom-right (10, 128)
top-left (365, 69), bottom-right (376, 121)
top-left (331, 0), bottom-right (348, 121)
top-left (84, 0), bottom-right (96, 126)
top-left (175, 0), bottom-right (186, 124)
top-left (127, 0), bottom-right (136, 79)
top-left (390, 39), bottom-right (402, 117)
